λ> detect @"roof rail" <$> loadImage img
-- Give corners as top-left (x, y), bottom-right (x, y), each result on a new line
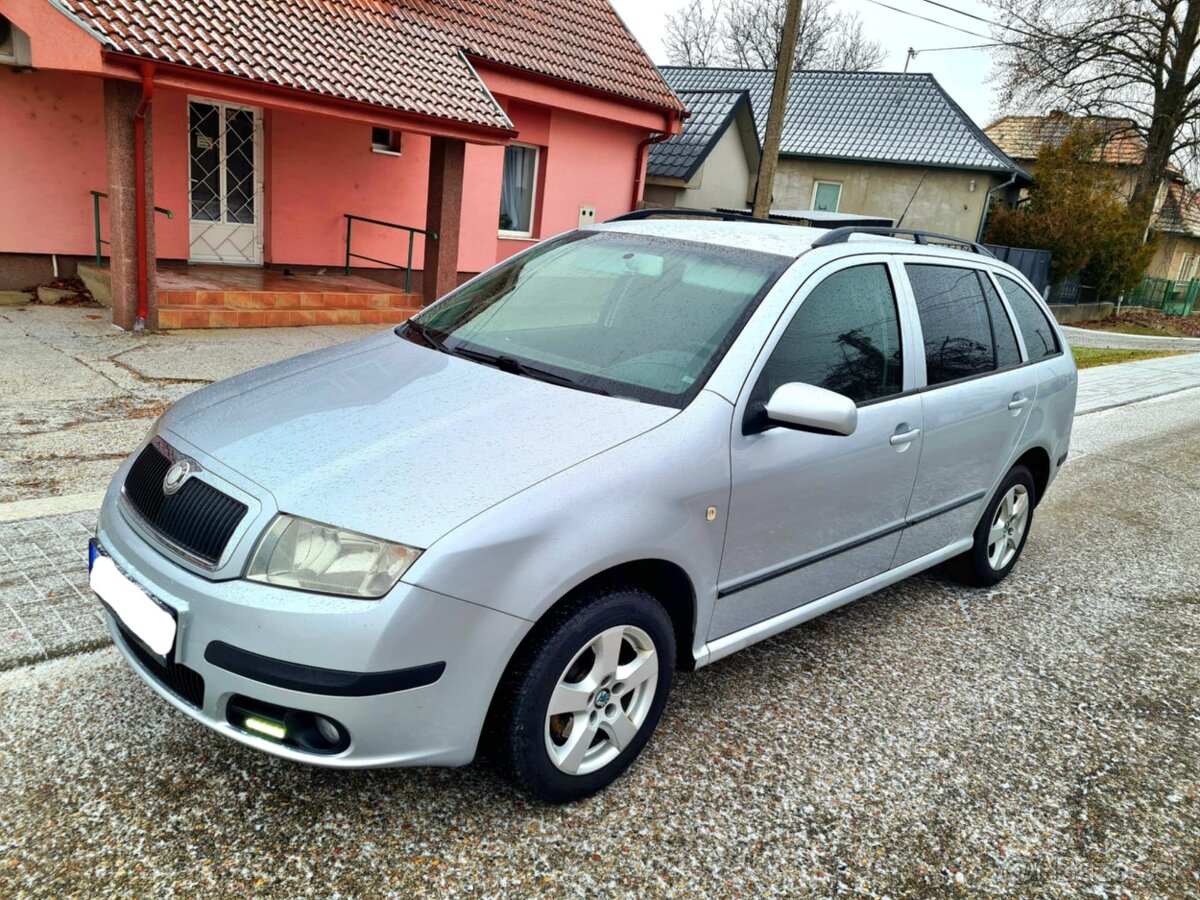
top-left (811, 227), bottom-right (995, 257)
top-left (606, 208), bottom-right (774, 225)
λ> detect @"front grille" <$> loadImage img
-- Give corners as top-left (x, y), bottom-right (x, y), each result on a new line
top-left (117, 624), bottom-right (206, 709)
top-left (123, 443), bottom-right (248, 566)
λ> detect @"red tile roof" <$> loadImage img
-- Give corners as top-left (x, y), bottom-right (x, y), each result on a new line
top-left (984, 114), bottom-right (1145, 166)
top-left (55, 0), bottom-right (684, 130)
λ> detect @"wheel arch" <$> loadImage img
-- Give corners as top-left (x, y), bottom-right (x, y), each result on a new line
top-left (475, 557), bottom-right (698, 760)
top-left (1014, 445), bottom-right (1051, 506)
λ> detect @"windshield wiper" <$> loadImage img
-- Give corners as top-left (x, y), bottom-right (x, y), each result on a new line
top-left (403, 320), bottom-right (449, 353)
top-left (451, 348), bottom-right (611, 396)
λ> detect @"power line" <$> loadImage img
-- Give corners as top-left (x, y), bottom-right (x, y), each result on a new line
top-left (862, 0), bottom-right (995, 42)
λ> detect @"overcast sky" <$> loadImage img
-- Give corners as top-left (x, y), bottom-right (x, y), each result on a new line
top-left (609, 0), bottom-right (1006, 127)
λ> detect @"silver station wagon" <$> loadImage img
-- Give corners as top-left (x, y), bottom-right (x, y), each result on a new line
top-left (91, 215), bottom-right (1077, 802)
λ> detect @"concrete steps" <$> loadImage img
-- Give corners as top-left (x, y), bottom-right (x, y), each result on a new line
top-left (157, 304), bottom-right (422, 329)
top-left (158, 288), bottom-right (422, 328)
top-left (78, 263), bottom-right (423, 329)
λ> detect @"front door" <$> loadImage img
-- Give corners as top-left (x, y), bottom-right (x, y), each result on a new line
top-left (711, 259), bottom-right (923, 640)
top-left (188, 99), bottom-right (263, 265)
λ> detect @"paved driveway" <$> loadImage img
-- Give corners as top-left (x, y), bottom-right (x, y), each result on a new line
top-left (0, 312), bottom-right (1198, 897)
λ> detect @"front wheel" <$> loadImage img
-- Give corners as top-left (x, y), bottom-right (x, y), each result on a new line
top-left (956, 464), bottom-right (1036, 586)
top-left (497, 585), bottom-right (675, 803)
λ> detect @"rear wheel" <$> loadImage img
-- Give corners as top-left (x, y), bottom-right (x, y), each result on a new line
top-left (956, 464), bottom-right (1035, 586)
top-left (497, 585), bottom-right (675, 803)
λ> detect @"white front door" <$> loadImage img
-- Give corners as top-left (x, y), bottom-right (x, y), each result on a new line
top-left (188, 99), bottom-right (263, 265)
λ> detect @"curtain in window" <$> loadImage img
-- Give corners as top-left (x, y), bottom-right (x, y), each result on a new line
top-left (500, 146), bottom-right (534, 232)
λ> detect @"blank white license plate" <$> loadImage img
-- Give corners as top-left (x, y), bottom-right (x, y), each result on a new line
top-left (90, 554), bottom-right (177, 660)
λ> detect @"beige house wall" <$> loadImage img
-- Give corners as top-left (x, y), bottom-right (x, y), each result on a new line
top-left (771, 160), bottom-right (1003, 240)
top-left (644, 111), bottom-right (758, 211)
top-left (1146, 233), bottom-right (1200, 280)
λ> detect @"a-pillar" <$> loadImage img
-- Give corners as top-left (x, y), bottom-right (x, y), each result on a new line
top-left (422, 137), bottom-right (465, 306)
top-left (103, 79), bottom-right (158, 330)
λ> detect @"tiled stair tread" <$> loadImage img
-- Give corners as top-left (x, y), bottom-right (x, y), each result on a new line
top-left (158, 307), bottom-right (420, 329)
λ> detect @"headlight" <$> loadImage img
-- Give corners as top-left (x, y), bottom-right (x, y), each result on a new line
top-left (245, 515), bottom-right (422, 599)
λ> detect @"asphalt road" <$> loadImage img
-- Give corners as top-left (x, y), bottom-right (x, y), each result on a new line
top-left (2, 389), bottom-right (1198, 898)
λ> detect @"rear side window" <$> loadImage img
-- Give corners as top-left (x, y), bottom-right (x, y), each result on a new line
top-left (759, 264), bottom-right (903, 404)
top-left (997, 275), bottom-right (1062, 360)
top-left (979, 273), bottom-right (1022, 368)
top-left (907, 264), bottom-right (1014, 386)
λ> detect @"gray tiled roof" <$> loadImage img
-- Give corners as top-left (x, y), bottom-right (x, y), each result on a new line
top-left (648, 91), bottom-right (751, 180)
top-left (661, 68), bottom-right (1026, 176)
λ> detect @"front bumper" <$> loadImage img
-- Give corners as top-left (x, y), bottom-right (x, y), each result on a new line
top-left (96, 487), bottom-right (531, 768)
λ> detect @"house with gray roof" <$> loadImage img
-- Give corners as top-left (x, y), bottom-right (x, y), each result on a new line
top-left (645, 90), bottom-right (760, 212)
top-left (649, 68), bottom-right (1028, 240)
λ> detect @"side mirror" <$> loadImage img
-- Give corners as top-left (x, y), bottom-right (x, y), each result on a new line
top-left (764, 382), bottom-right (858, 435)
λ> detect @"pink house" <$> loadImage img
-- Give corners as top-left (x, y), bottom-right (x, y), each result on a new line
top-left (0, 0), bottom-right (684, 328)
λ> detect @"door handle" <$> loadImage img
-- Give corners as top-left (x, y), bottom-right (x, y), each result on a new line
top-left (1008, 394), bottom-right (1031, 411)
top-left (890, 427), bottom-right (921, 446)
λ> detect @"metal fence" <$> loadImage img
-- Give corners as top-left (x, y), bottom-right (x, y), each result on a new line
top-left (1126, 277), bottom-right (1199, 316)
top-left (984, 244), bottom-right (1052, 293)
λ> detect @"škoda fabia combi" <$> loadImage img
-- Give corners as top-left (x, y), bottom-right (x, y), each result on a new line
top-left (91, 215), bottom-right (1076, 802)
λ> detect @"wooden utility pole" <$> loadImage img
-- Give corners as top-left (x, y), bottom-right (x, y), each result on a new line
top-left (752, 0), bottom-right (803, 219)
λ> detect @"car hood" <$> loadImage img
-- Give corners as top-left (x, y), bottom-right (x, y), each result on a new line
top-left (159, 333), bottom-right (675, 548)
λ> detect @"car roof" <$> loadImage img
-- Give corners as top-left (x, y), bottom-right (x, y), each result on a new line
top-left (589, 219), bottom-right (997, 266)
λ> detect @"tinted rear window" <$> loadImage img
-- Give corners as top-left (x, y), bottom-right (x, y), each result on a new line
top-left (997, 275), bottom-right (1061, 360)
top-left (906, 265), bottom-right (997, 386)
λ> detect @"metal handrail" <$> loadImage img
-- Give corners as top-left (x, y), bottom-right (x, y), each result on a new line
top-left (344, 214), bottom-right (437, 293)
top-left (91, 190), bottom-right (174, 267)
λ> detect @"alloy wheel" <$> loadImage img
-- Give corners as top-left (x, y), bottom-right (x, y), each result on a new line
top-left (544, 624), bottom-right (659, 776)
top-left (987, 484), bottom-right (1030, 570)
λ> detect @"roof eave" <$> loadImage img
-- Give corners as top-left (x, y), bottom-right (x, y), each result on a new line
top-left (104, 51), bottom-right (519, 143)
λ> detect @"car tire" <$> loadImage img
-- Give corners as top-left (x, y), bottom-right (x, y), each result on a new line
top-left (956, 464), bottom-right (1036, 587)
top-left (496, 584), bottom-right (675, 804)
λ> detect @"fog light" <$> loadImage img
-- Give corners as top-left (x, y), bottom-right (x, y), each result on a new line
top-left (244, 716), bottom-right (287, 741)
top-left (315, 715), bottom-right (341, 744)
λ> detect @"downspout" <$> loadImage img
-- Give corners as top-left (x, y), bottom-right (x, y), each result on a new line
top-left (133, 63), bottom-right (155, 331)
top-left (976, 171), bottom-right (1019, 243)
top-left (631, 122), bottom-right (675, 210)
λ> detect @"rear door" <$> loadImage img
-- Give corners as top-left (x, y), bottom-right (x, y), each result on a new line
top-left (892, 261), bottom-right (1039, 565)
top-left (712, 258), bottom-right (923, 639)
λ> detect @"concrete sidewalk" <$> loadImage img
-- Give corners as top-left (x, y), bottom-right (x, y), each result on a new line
top-left (1075, 349), bottom-right (1200, 414)
top-left (1063, 324), bottom-right (1200, 351)
top-left (1, 305), bottom-right (377, 504)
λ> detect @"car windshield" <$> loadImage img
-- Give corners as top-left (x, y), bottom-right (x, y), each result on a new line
top-left (402, 231), bottom-right (790, 407)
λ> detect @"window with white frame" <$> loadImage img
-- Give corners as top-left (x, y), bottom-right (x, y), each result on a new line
top-left (1179, 253), bottom-right (1198, 282)
top-left (811, 180), bottom-right (842, 212)
top-left (371, 127), bottom-right (402, 155)
top-left (499, 144), bottom-right (539, 235)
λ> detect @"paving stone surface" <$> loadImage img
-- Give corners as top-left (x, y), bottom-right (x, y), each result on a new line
top-left (0, 511), bottom-right (103, 670)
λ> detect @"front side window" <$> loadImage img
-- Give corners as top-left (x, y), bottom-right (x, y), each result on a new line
top-left (408, 233), bottom-right (789, 407)
top-left (997, 275), bottom-right (1061, 360)
top-left (499, 145), bottom-right (538, 234)
top-left (758, 264), bottom-right (903, 404)
top-left (907, 264), bottom-right (1006, 386)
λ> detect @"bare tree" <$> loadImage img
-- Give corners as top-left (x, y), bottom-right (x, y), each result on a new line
top-left (990, 0), bottom-right (1200, 210)
top-left (664, 0), bottom-right (725, 66)
top-left (664, 0), bottom-right (885, 71)
top-left (822, 11), bottom-right (887, 72)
